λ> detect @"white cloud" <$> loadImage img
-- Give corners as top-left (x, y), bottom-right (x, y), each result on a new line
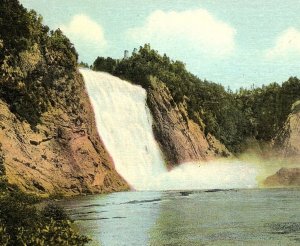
top-left (127, 9), bottom-right (236, 58)
top-left (265, 27), bottom-right (300, 60)
top-left (60, 14), bottom-right (107, 61)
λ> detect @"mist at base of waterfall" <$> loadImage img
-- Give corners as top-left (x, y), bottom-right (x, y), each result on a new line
top-left (140, 159), bottom-right (258, 191)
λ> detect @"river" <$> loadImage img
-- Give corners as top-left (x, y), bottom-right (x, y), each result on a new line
top-left (60, 188), bottom-right (300, 245)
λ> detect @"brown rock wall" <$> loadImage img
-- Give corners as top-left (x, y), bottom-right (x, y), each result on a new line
top-left (0, 72), bottom-right (128, 195)
top-left (147, 78), bottom-right (230, 166)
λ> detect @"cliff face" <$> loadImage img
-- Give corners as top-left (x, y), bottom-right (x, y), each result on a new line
top-left (264, 101), bottom-right (300, 187)
top-left (0, 71), bottom-right (128, 195)
top-left (147, 78), bottom-right (231, 166)
top-left (273, 101), bottom-right (300, 158)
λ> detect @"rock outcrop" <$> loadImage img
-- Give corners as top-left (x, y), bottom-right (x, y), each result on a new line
top-left (147, 77), bottom-right (231, 166)
top-left (273, 100), bottom-right (300, 158)
top-left (265, 101), bottom-right (300, 187)
top-left (264, 168), bottom-right (300, 187)
top-left (0, 72), bottom-right (129, 195)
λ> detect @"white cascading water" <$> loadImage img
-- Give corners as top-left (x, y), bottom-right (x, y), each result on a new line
top-left (81, 69), bottom-right (258, 190)
top-left (81, 69), bottom-right (167, 190)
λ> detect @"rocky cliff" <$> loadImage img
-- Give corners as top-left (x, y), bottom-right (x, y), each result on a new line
top-left (147, 77), bottom-right (231, 166)
top-left (0, 1), bottom-right (129, 195)
top-left (273, 101), bottom-right (300, 158)
top-left (0, 71), bottom-right (128, 195)
top-left (264, 101), bottom-right (300, 187)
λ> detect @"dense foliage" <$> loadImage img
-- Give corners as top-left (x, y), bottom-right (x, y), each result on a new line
top-left (0, 0), bottom-right (78, 127)
top-left (235, 79), bottom-right (300, 143)
top-left (93, 45), bottom-right (300, 152)
top-left (0, 181), bottom-right (90, 246)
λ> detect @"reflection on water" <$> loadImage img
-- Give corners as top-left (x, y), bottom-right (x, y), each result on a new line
top-left (60, 189), bottom-right (300, 245)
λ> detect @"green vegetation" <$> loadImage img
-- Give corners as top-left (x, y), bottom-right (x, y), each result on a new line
top-left (0, 0), bottom-right (78, 127)
top-left (92, 44), bottom-right (300, 152)
top-left (0, 1), bottom-right (91, 244)
top-left (93, 56), bottom-right (117, 74)
top-left (235, 79), bottom-right (300, 143)
top-left (78, 61), bottom-right (90, 69)
top-left (0, 149), bottom-right (91, 246)
top-left (0, 182), bottom-right (90, 245)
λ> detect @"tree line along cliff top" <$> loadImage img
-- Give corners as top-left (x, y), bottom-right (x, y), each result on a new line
top-left (92, 45), bottom-right (300, 152)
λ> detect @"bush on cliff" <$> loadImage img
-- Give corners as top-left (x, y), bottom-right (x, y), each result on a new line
top-left (0, 0), bottom-right (78, 127)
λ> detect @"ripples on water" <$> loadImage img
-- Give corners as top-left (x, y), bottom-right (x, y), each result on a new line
top-left (59, 189), bottom-right (300, 246)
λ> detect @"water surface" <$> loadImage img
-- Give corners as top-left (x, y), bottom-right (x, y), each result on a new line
top-left (60, 189), bottom-right (300, 245)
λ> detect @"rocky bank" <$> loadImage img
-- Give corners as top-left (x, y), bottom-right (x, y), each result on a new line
top-left (147, 77), bottom-right (231, 166)
top-left (264, 168), bottom-right (300, 187)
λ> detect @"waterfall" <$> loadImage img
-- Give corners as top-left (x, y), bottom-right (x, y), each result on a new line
top-left (81, 69), bottom-right (258, 190)
top-left (81, 69), bottom-right (166, 190)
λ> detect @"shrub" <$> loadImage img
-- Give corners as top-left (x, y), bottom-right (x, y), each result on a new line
top-left (41, 203), bottom-right (68, 221)
top-left (0, 188), bottom-right (90, 245)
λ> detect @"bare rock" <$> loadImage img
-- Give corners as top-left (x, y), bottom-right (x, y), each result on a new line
top-left (264, 168), bottom-right (300, 187)
top-left (273, 100), bottom-right (300, 158)
top-left (147, 77), bottom-right (230, 166)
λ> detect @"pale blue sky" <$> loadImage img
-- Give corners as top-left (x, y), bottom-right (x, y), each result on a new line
top-left (20, 0), bottom-right (300, 89)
